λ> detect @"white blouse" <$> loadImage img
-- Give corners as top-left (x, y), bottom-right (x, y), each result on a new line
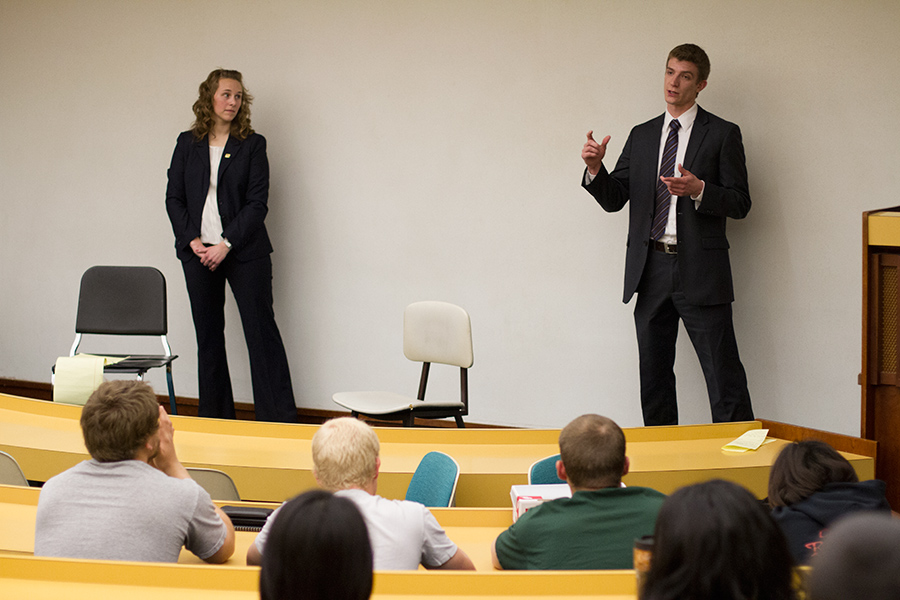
top-left (200, 145), bottom-right (225, 244)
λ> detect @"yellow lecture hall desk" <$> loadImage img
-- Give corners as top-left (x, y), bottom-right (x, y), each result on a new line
top-left (0, 553), bottom-right (640, 600)
top-left (0, 393), bottom-right (875, 506)
top-left (0, 484), bottom-right (510, 571)
top-left (0, 486), bottom-right (632, 599)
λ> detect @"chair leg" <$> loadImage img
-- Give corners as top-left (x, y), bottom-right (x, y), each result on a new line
top-left (455, 415), bottom-right (465, 428)
top-left (166, 365), bottom-right (177, 415)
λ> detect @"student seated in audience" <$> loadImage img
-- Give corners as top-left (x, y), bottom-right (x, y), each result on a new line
top-left (248, 417), bottom-right (475, 570)
top-left (34, 380), bottom-right (235, 563)
top-left (767, 439), bottom-right (890, 563)
top-left (808, 513), bottom-right (900, 600)
top-left (641, 479), bottom-right (797, 600)
top-left (260, 489), bottom-right (373, 600)
top-left (491, 414), bottom-right (665, 570)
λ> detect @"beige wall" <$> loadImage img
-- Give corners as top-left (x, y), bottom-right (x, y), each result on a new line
top-left (2, 0), bottom-right (899, 432)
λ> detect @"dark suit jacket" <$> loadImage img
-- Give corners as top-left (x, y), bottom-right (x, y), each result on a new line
top-left (583, 106), bottom-right (750, 306)
top-left (165, 131), bottom-right (273, 262)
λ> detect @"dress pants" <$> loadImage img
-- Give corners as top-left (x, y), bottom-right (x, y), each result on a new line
top-left (182, 253), bottom-right (298, 423)
top-left (633, 248), bottom-right (753, 426)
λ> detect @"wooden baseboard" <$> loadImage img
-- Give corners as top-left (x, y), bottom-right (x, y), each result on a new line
top-left (0, 378), bottom-right (501, 428)
top-left (757, 418), bottom-right (877, 457)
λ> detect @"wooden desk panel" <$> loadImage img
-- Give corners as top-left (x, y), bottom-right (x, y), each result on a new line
top-left (0, 393), bottom-right (875, 505)
top-left (0, 554), bottom-right (259, 600)
top-left (0, 485), bottom-right (511, 571)
top-left (0, 554), bottom-right (637, 600)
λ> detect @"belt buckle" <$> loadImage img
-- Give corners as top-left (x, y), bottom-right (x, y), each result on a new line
top-left (654, 240), bottom-right (677, 254)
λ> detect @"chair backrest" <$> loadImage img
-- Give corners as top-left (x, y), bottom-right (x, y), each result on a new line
top-left (403, 301), bottom-right (473, 368)
top-left (404, 451), bottom-right (460, 507)
top-left (186, 468), bottom-right (241, 501)
top-left (528, 454), bottom-right (565, 485)
top-left (0, 451), bottom-right (29, 487)
top-left (75, 266), bottom-right (167, 336)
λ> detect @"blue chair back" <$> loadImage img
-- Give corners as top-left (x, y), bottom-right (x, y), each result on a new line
top-left (528, 454), bottom-right (565, 485)
top-left (405, 451), bottom-right (460, 507)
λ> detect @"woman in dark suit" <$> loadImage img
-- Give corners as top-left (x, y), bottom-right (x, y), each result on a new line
top-left (165, 69), bottom-right (297, 422)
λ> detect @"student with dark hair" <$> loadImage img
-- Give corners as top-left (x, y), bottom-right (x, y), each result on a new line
top-left (260, 490), bottom-right (373, 600)
top-left (808, 513), bottom-right (900, 600)
top-left (768, 440), bottom-right (889, 563)
top-left (641, 479), bottom-right (797, 600)
top-left (492, 414), bottom-right (665, 570)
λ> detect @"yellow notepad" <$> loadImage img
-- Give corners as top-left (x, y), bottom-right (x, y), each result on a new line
top-left (722, 429), bottom-right (773, 453)
top-left (53, 354), bottom-right (126, 406)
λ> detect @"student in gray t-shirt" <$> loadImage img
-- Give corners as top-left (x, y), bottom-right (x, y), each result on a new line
top-left (34, 380), bottom-right (234, 563)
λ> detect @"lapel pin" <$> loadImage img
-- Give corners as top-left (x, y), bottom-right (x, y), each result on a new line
top-left (224, 153), bottom-right (231, 158)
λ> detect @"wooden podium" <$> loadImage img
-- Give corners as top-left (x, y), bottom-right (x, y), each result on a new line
top-left (861, 208), bottom-right (900, 508)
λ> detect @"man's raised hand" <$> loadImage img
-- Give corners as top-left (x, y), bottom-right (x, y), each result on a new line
top-left (582, 130), bottom-right (610, 176)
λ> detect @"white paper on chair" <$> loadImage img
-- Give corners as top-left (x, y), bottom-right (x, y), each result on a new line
top-left (53, 354), bottom-right (126, 406)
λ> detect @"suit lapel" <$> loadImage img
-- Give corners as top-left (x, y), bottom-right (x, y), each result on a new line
top-left (640, 114), bottom-right (666, 189)
top-left (683, 106), bottom-right (709, 172)
top-left (218, 136), bottom-right (242, 183)
top-left (192, 137), bottom-right (211, 186)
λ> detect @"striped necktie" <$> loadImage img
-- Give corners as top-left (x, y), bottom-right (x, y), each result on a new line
top-left (651, 119), bottom-right (681, 240)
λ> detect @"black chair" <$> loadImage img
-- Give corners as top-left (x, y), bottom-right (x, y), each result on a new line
top-left (55, 266), bottom-right (178, 414)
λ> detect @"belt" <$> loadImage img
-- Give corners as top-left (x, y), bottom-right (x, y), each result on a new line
top-left (652, 240), bottom-right (677, 254)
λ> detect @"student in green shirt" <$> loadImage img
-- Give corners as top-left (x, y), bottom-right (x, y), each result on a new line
top-left (492, 414), bottom-right (665, 570)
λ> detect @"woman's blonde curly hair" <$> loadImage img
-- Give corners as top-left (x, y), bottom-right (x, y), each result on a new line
top-left (191, 68), bottom-right (254, 141)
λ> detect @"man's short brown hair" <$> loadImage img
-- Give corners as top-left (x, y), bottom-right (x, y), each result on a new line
top-left (558, 414), bottom-right (626, 488)
top-left (80, 380), bottom-right (160, 462)
top-left (312, 417), bottom-right (380, 491)
top-left (668, 43), bottom-right (710, 82)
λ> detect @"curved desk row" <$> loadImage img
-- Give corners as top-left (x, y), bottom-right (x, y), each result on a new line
top-left (0, 484), bottom-right (635, 598)
top-left (0, 484), bottom-right (511, 571)
top-left (0, 553), bottom-right (638, 600)
top-left (0, 393), bottom-right (874, 505)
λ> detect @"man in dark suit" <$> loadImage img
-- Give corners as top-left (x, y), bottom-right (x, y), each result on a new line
top-left (581, 44), bottom-right (753, 426)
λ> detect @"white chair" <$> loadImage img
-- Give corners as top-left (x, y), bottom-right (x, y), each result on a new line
top-left (186, 468), bottom-right (240, 501)
top-left (0, 451), bottom-right (29, 487)
top-left (333, 301), bottom-right (473, 427)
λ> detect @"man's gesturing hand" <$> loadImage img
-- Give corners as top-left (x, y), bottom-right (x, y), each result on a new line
top-left (582, 130), bottom-right (610, 176)
top-left (660, 163), bottom-right (704, 198)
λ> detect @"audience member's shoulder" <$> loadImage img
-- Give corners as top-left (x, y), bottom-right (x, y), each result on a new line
top-left (129, 462), bottom-right (208, 501)
top-left (628, 485), bottom-right (666, 499)
top-left (380, 493), bottom-right (432, 515)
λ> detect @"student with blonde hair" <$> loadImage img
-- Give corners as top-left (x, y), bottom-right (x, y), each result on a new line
top-left (249, 417), bottom-right (474, 570)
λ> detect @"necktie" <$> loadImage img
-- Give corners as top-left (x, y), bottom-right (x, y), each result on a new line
top-left (651, 119), bottom-right (681, 240)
